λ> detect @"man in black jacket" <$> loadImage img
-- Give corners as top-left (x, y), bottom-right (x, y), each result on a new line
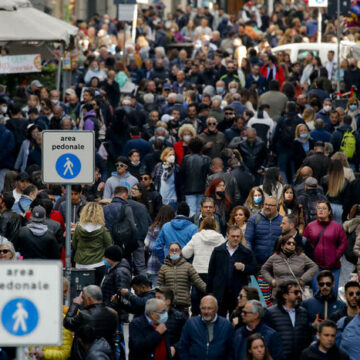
top-left (302, 141), bottom-right (331, 182)
top-left (300, 320), bottom-right (350, 360)
top-left (63, 285), bottom-right (118, 360)
top-left (14, 205), bottom-right (60, 259)
top-left (207, 225), bottom-right (258, 317)
top-left (129, 298), bottom-right (172, 360)
top-left (155, 287), bottom-right (186, 358)
top-left (266, 280), bottom-right (311, 360)
top-left (0, 191), bottom-right (23, 242)
top-left (229, 158), bottom-right (255, 202)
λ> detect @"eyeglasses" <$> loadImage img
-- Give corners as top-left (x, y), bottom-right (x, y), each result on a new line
top-left (286, 241), bottom-right (296, 246)
top-left (317, 207), bottom-right (328, 211)
top-left (225, 112), bottom-right (234, 115)
top-left (140, 176), bottom-right (150, 180)
top-left (264, 204), bottom-right (277, 207)
top-left (348, 291), bottom-right (360, 297)
top-left (241, 310), bottom-right (252, 315)
top-left (0, 249), bottom-right (10, 254)
top-left (132, 187), bottom-right (139, 191)
top-left (115, 163), bottom-right (126, 168)
top-left (319, 282), bottom-right (332, 287)
top-left (289, 290), bottom-right (302, 295)
top-left (154, 309), bottom-right (166, 315)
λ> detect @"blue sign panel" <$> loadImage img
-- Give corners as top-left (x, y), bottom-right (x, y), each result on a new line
top-left (55, 153), bottom-right (81, 179)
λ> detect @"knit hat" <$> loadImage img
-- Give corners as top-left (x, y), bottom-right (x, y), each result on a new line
top-left (104, 245), bottom-right (123, 262)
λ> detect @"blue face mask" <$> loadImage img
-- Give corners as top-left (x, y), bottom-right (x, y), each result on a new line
top-left (349, 104), bottom-right (358, 111)
top-left (158, 312), bottom-right (168, 323)
top-left (253, 196), bottom-right (262, 204)
top-left (169, 254), bottom-right (180, 261)
top-left (103, 259), bottom-right (111, 270)
top-left (299, 133), bottom-right (308, 139)
top-left (216, 87), bottom-right (224, 94)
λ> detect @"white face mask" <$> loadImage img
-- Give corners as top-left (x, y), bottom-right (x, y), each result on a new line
top-left (1, 106), bottom-right (7, 113)
top-left (323, 105), bottom-right (331, 112)
top-left (167, 155), bottom-right (175, 164)
top-left (183, 135), bottom-right (191, 143)
top-left (229, 88), bottom-right (237, 94)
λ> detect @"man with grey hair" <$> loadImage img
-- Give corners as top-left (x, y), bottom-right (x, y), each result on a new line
top-left (245, 196), bottom-right (283, 265)
top-left (233, 300), bottom-right (283, 360)
top-left (129, 298), bottom-right (172, 359)
top-left (199, 117), bottom-right (227, 159)
top-left (179, 295), bottom-right (234, 359)
top-left (64, 285), bottom-right (118, 360)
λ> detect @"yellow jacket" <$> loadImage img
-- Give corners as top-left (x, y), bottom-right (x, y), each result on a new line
top-left (42, 306), bottom-right (73, 360)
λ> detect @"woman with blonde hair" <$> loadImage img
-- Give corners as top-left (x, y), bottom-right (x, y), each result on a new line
top-left (72, 202), bottom-right (112, 285)
top-left (152, 147), bottom-right (182, 210)
top-left (182, 217), bottom-right (225, 315)
top-left (174, 124), bottom-right (196, 164)
top-left (320, 159), bottom-right (349, 224)
top-left (331, 152), bottom-right (355, 182)
top-left (245, 187), bottom-right (265, 216)
top-left (302, 108), bottom-right (316, 130)
top-left (293, 123), bottom-right (315, 169)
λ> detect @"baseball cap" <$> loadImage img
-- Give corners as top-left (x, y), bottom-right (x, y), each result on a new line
top-left (30, 205), bottom-right (46, 223)
top-left (31, 80), bottom-right (43, 88)
top-left (305, 177), bottom-right (318, 188)
top-left (161, 114), bottom-right (174, 123)
top-left (314, 141), bottom-right (325, 148)
top-left (65, 88), bottom-right (76, 96)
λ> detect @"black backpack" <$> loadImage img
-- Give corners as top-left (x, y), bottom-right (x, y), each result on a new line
top-left (303, 194), bottom-right (326, 224)
top-left (345, 230), bottom-right (357, 265)
top-left (279, 116), bottom-right (297, 146)
top-left (111, 204), bottom-right (138, 256)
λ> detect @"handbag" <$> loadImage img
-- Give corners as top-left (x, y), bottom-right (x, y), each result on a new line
top-left (283, 256), bottom-right (313, 300)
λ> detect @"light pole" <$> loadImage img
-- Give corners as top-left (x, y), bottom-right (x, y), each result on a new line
top-left (336, 0), bottom-right (341, 94)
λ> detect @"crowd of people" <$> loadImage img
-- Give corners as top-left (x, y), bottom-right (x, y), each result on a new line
top-left (1, 0), bottom-right (360, 359)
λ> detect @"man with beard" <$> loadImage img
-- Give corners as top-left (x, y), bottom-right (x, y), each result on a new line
top-left (302, 270), bottom-right (345, 333)
top-left (266, 280), bottom-right (311, 360)
top-left (220, 61), bottom-right (242, 89)
top-left (217, 106), bottom-right (237, 133)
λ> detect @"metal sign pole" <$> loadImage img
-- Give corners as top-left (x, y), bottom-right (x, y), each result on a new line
top-left (16, 346), bottom-right (25, 360)
top-left (65, 184), bottom-right (72, 306)
top-left (317, 8), bottom-right (322, 44)
top-left (336, 0), bottom-right (341, 94)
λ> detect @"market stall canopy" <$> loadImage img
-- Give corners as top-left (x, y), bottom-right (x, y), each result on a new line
top-left (0, 0), bottom-right (78, 46)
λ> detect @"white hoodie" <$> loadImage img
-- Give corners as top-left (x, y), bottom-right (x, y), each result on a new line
top-left (182, 229), bottom-right (226, 274)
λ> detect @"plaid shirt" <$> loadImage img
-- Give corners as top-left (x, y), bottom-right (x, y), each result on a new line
top-left (144, 226), bottom-right (162, 275)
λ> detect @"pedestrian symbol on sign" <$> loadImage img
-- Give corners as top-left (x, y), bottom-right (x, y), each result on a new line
top-left (1, 298), bottom-right (39, 336)
top-left (55, 153), bottom-right (81, 180)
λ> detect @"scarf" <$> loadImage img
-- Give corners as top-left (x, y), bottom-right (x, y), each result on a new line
top-left (162, 163), bottom-right (174, 181)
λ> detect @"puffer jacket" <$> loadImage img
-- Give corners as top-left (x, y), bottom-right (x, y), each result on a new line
top-left (72, 223), bottom-right (112, 265)
top-left (261, 252), bottom-right (318, 296)
top-left (42, 308), bottom-right (73, 360)
top-left (182, 229), bottom-right (226, 274)
top-left (266, 304), bottom-right (310, 360)
top-left (181, 153), bottom-right (211, 194)
top-left (339, 314), bottom-right (360, 360)
top-left (303, 220), bottom-right (347, 269)
top-left (157, 257), bottom-right (206, 307)
top-left (245, 211), bottom-right (283, 265)
top-left (344, 217), bottom-right (360, 257)
top-left (154, 216), bottom-right (198, 263)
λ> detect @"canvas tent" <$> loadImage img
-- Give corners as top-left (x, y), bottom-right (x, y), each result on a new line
top-left (0, 0), bottom-right (78, 57)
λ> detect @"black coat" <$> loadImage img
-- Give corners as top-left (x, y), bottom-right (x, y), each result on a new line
top-left (207, 242), bottom-right (258, 304)
top-left (14, 226), bottom-right (60, 259)
top-left (300, 343), bottom-right (350, 360)
top-left (127, 199), bottom-right (152, 242)
top-left (181, 153), bottom-right (211, 194)
top-left (266, 304), bottom-right (310, 360)
top-left (119, 289), bottom-right (155, 317)
top-left (85, 338), bottom-right (113, 360)
top-left (0, 209), bottom-right (23, 242)
top-left (342, 179), bottom-right (360, 221)
top-left (129, 314), bottom-right (172, 360)
top-left (293, 139), bottom-right (315, 170)
top-left (302, 152), bottom-right (331, 182)
top-left (237, 138), bottom-right (267, 174)
top-left (167, 307), bottom-right (186, 348)
top-left (63, 302), bottom-right (118, 360)
top-left (230, 166), bottom-right (255, 204)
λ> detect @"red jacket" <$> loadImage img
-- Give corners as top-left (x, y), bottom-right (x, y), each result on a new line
top-left (174, 141), bottom-right (192, 165)
top-left (303, 219), bottom-right (347, 269)
top-left (260, 65), bottom-right (285, 89)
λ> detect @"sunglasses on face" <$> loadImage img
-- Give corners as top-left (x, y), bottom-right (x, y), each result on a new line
top-left (115, 163), bottom-right (126, 167)
top-left (208, 122), bottom-right (217, 126)
top-left (140, 176), bottom-right (150, 180)
top-left (286, 241), bottom-right (296, 246)
top-left (289, 290), bottom-right (302, 295)
top-left (319, 282), bottom-right (332, 287)
top-left (0, 249), bottom-right (10, 254)
top-left (348, 291), bottom-right (360, 297)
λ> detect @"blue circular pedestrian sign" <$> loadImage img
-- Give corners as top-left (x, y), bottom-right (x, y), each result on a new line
top-left (1, 298), bottom-right (39, 336)
top-left (56, 153), bottom-right (81, 179)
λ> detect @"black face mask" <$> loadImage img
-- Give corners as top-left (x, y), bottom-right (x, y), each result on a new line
top-left (283, 248), bottom-right (295, 257)
top-left (216, 191), bottom-right (225, 198)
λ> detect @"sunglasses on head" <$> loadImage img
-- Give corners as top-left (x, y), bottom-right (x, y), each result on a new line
top-left (319, 281), bottom-right (332, 287)
top-left (0, 249), bottom-right (10, 254)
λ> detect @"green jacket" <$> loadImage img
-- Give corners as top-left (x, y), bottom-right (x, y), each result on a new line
top-left (72, 224), bottom-right (112, 265)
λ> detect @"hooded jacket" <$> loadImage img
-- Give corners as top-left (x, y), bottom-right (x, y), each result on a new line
top-left (14, 222), bottom-right (60, 259)
top-left (303, 219), bottom-right (347, 269)
top-left (157, 257), bottom-right (206, 307)
top-left (182, 229), bottom-right (226, 274)
top-left (154, 216), bottom-right (198, 262)
top-left (103, 171), bottom-right (138, 199)
top-left (72, 223), bottom-right (112, 265)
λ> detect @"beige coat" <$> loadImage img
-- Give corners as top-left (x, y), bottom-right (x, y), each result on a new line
top-left (344, 217), bottom-right (360, 257)
top-left (157, 257), bottom-right (207, 307)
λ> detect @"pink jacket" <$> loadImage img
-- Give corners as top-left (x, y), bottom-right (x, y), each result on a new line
top-left (303, 219), bottom-right (347, 269)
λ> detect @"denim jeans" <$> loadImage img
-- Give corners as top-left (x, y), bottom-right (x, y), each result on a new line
top-left (331, 203), bottom-right (343, 225)
top-left (277, 151), bottom-right (295, 184)
top-left (132, 240), bottom-right (147, 276)
top-left (185, 194), bottom-right (203, 217)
